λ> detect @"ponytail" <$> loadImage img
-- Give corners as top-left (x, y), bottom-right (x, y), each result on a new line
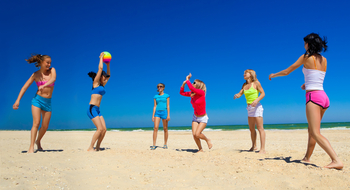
top-left (25, 54), bottom-right (50, 68)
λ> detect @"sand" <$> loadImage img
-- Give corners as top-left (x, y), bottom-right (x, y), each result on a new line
top-left (0, 129), bottom-right (349, 189)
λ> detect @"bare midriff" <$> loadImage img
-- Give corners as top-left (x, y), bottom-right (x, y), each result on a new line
top-left (89, 94), bottom-right (103, 107)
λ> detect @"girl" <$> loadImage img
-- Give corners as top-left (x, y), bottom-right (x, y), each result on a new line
top-left (180, 73), bottom-right (212, 152)
top-left (234, 69), bottom-right (266, 153)
top-left (13, 54), bottom-right (56, 153)
top-left (269, 33), bottom-right (343, 169)
top-left (87, 52), bottom-right (111, 151)
top-left (151, 83), bottom-right (170, 150)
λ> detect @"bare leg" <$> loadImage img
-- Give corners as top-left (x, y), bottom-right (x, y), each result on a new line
top-left (35, 110), bottom-right (51, 151)
top-left (95, 116), bottom-right (107, 151)
top-left (87, 117), bottom-right (104, 152)
top-left (255, 117), bottom-right (266, 154)
top-left (194, 122), bottom-right (213, 150)
top-left (162, 119), bottom-right (169, 146)
top-left (29, 106), bottom-right (41, 153)
top-left (248, 117), bottom-right (257, 151)
top-left (192, 122), bottom-right (202, 152)
top-left (153, 117), bottom-right (160, 146)
top-left (306, 103), bottom-right (343, 169)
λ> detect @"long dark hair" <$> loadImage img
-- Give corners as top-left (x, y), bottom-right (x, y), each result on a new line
top-left (303, 33), bottom-right (328, 58)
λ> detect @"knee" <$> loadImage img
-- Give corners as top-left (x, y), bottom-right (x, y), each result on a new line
top-left (154, 127), bottom-right (159, 131)
top-left (32, 122), bottom-right (40, 129)
top-left (163, 126), bottom-right (168, 132)
top-left (194, 133), bottom-right (201, 139)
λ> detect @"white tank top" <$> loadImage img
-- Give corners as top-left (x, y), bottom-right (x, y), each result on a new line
top-left (302, 56), bottom-right (326, 91)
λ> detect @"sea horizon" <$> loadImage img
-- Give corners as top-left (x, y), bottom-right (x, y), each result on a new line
top-left (2, 122), bottom-right (349, 132)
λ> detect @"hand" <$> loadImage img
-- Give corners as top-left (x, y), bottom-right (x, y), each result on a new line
top-left (251, 100), bottom-right (258, 107)
top-left (13, 101), bottom-right (19, 110)
top-left (301, 84), bottom-right (305, 90)
top-left (166, 116), bottom-right (170, 121)
top-left (38, 85), bottom-right (45, 91)
top-left (152, 116), bottom-right (155, 122)
top-left (269, 73), bottom-right (275, 80)
top-left (186, 73), bottom-right (192, 81)
top-left (99, 52), bottom-right (105, 59)
top-left (233, 94), bottom-right (239, 99)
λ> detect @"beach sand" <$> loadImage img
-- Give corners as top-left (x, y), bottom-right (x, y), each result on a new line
top-left (1, 129), bottom-right (349, 189)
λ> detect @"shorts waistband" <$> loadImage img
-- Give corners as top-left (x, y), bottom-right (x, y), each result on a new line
top-left (34, 94), bottom-right (51, 101)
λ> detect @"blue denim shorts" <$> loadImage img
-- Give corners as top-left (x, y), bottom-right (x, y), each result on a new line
top-left (154, 110), bottom-right (167, 119)
top-left (32, 94), bottom-right (52, 112)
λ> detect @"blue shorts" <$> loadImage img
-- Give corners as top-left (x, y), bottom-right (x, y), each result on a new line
top-left (154, 110), bottom-right (167, 120)
top-left (87, 104), bottom-right (102, 119)
top-left (32, 94), bottom-right (52, 112)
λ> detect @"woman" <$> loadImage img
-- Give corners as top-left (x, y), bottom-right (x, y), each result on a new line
top-left (151, 83), bottom-right (170, 150)
top-left (269, 33), bottom-right (343, 169)
top-left (13, 54), bottom-right (56, 153)
top-left (234, 70), bottom-right (266, 153)
top-left (180, 73), bottom-right (212, 152)
top-left (87, 52), bottom-right (111, 151)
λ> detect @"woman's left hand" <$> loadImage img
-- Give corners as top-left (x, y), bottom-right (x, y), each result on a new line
top-left (38, 85), bottom-right (45, 91)
top-left (186, 73), bottom-right (192, 81)
top-left (269, 73), bottom-right (275, 80)
top-left (166, 116), bottom-right (170, 121)
top-left (251, 100), bottom-right (258, 107)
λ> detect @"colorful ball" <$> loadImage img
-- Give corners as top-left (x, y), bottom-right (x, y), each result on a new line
top-left (103, 51), bottom-right (112, 63)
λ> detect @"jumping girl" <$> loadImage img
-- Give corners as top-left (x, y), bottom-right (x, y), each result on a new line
top-left (13, 54), bottom-right (56, 153)
top-left (234, 69), bottom-right (266, 153)
top-left (87, 52), bottom-right (111, 151)
top-left (269, 33), bottom-right (343, 169)
top-left (180, 73), bottom-right (212, 152)
top-left (151, 83), bottom-right (170, 150)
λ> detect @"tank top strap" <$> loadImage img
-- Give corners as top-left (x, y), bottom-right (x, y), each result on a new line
top-left (312, 56), bottom-right (317, 69)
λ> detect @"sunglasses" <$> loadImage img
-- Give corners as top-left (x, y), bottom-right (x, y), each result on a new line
top-left (157, 86), bottom-right (164, 88)
top-left (193, 82), bottom-right (196, 84)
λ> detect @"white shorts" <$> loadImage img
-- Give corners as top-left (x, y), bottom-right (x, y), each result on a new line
top-left (247, 103), bottom-right (263, 117)
top-left (192, 114), bottom-right (209, 123)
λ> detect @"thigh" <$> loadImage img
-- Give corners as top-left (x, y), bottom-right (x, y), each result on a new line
top-left (32, 105), bottom-right (41, 124)
top-left (98, 116), bottom-right (107, 129)
top-left (41, 110), bottom-right (52, 127)
top-left (91, 117), bottom-right (104, 130)
top-left (306, 103), bottom-right (322, 135)
top-left (195, 122), bottom-right (207, 135)
top-left (162, 119), bottom-right (168, 128)
top-left (255, 117), bottom-right (264, 130)
top-left (192, 122), bottom-right (199, 135)
top-left (154, 117), bottom-right (161, 128)
top-left (247, 117), bottom-right (256, 129)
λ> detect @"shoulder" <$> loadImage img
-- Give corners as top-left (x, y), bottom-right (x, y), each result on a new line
top-left (165, 93), bottom-right (170, 98)
top-left (154, 94), bottom-right (158, 99)
top-left (254, 81), bottom-right (261, 86)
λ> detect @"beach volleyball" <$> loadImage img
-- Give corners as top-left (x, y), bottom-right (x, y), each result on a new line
top-left (103, 51), bottom-right (112, 63)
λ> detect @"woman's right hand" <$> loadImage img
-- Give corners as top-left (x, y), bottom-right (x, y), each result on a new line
top-left (233, 94), bottom-right (239, 99)
top-left (13, 101), bottom-right (19, 110)
top-left (152, 116), bottom-right (155, 122)
top-left (99, 52), bottom-right (105, 59)
top-left (301, 84), bottom-right (305, 90)
top-left (186, 73), bottom-right (192, 81)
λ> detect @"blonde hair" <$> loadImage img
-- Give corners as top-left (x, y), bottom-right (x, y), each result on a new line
top-left (244, 69), bottom-right (258, 84)
top-left (194, 79), bottom-right (206, 94)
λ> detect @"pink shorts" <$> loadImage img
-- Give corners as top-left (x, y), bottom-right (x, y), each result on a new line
top-left (306, 91), bottom-right (330, 109)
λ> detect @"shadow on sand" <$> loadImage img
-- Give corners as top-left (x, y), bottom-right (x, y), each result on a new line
top-left (175, 149), bottom-right (199, 153)
top-left (258, 156), bottom-right (319, 168)
top-left (21, 149), bottom-right (64, 153)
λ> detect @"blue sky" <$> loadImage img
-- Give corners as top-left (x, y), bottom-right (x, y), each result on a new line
top-left (1, 0), bottom-right (350, 130)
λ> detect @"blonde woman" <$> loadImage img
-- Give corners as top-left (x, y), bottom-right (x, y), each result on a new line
top-left (13, 54), bottom-right (56, 153)
top-left (180, 73), bottom-right (212, 152)
top-left (151, 83), bottom-right (170, 150)
top-left (234, 70), bottom-right (266, 153)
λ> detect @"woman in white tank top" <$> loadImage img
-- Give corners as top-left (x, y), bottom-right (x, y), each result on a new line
top-left (268, 33), bottom-right (343, 170)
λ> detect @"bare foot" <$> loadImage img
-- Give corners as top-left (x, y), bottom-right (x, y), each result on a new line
top-left (28, 147), bottom-right (35, 153)
top-left (87, 148), bottom-right (96, 152)
top-left (258, 149), bottom-right (266, 154)
top-left (207, 139), bottom-right (213, 149)
top-left (301, 157), bottom-right (311, 163)
top-left (196, 149), bottom-right (204, 153)
top-left (248, 147), bottom-right (257, 152)
top-left (36, 141), bottom-right (43, 151)
top-left (324, 160), bottom-right (343, 170)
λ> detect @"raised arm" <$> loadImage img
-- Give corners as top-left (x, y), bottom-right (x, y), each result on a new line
top-left (104, 62), bottom-right (111, 85)
top-left (269, 55), bottom-right (306, 80)
top-left (93, 52), bottom-right (104, 87)
top-left (13, 73), bottom-right (35, 109)
top-left (251, 81), bottom-right (265, 107)
top-left (38, 67), bottom-right (56, 91)
top-left (180, 81), bottom-right (191, 97)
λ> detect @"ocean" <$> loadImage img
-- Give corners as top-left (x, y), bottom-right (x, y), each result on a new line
top-left (13, 122), bottom-right (348, 132)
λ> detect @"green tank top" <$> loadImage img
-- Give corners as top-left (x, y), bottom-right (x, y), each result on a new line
top-left (243, 84), bottom-right (259, 104)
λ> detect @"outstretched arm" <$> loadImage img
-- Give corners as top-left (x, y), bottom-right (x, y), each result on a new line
top-left (180, 81), bottom-right (191, 97)
top-left (234, 88), bottom-right (244, 99)
top-left (269, 55), bottom-right (306, 80)
top-left (13, 74), bottom-right (35, 109)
